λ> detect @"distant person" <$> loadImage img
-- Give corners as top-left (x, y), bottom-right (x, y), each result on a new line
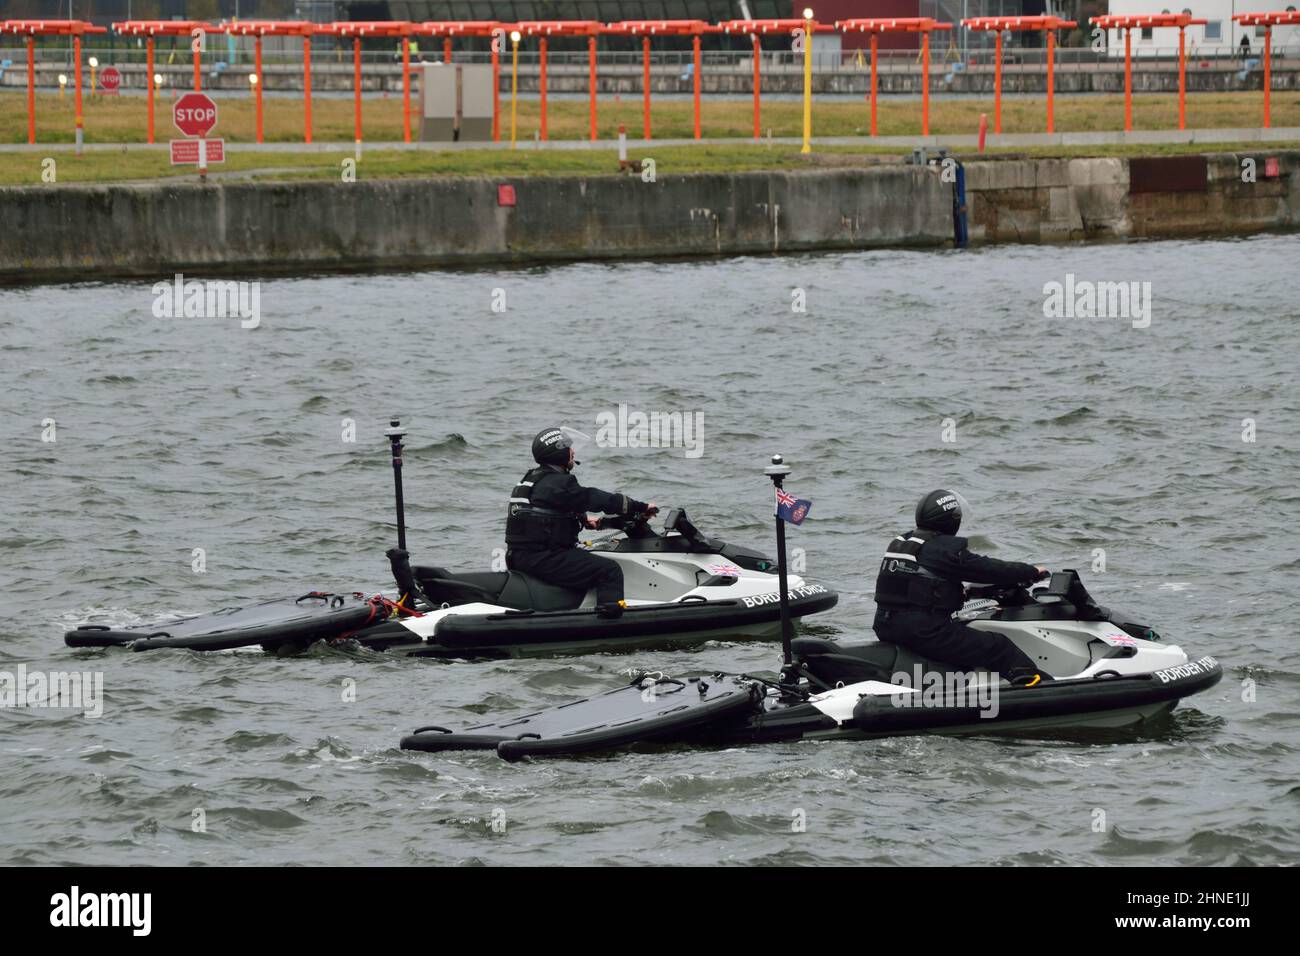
top-left (1240, 34), bottom-right (1252, 60)
top-left (873, 490), bottom-right (1052, 685)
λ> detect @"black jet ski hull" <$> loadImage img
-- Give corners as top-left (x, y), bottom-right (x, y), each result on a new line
top-left (397, 585), bottom-right (838, 658)
top-left (400, 675), bottom-right (764, 760)
top-left (717, 655), bottom-right (1225, 743)
top-left (65, 593), bottom-right (383, 653)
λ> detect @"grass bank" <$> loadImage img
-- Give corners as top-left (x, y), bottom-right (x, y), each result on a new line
top-left (3, 88), bottom-right (1298, 145)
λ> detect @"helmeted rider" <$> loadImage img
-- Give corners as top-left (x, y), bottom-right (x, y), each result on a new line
top-left (505, 427), bottom-right (657, 619)
top-left (873, 490), bottom-right (1052, 685)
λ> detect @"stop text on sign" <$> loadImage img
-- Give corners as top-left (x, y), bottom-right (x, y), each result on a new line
top-left (173, 93), bottom-right (219, 136)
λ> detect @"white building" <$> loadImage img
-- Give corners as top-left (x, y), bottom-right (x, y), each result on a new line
top-left (1101, 1), bottom-right (1300, 56)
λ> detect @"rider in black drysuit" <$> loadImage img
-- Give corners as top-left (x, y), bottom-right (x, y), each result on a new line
top-left (505, 427), bottom-right (657, 619)
top-left (873, 489), bottom-right (1052, 685)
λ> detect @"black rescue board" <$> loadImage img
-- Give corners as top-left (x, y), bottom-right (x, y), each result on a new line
top-left (400, 675), bottom-right (763, 760)
top-left (64, 593), bottom-right (380, 653)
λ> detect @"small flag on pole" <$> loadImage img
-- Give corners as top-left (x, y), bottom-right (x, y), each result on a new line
top-left (775, 488), bottom-right (812, 525)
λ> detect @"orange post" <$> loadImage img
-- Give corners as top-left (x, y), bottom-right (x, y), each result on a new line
top-left (304, 35), bottom-right (313, 144)
top-left (540, 38), bottom-right (549, 141)
top-left (870, 33), bottom-right (878, 136)
top-left (255, 36), bottom-right (264, 143)
top-left (1263, 25), bottom-right (1272, 128)
top-left (1124, 28), bottom-right (1132, 132)
top-left (444, 37), bottom-right (451, 63)
top-left (1178, 26), bottom-right (1186, 130)
top-left (26, 36), bottom-right (35, 145)
top-left (492, 41), bottom-right (500, 141)
top-left (692, 35), bottom-right (702, 139)
top-left (588, 36), bottom-right (597, 141)
top-left (74, 34), bottom-right (84, 150)
top-left (1046, 29), bottom-right (1055, 133)
top-left (921, 31), bottom-right (930, 136)
top-left (145, 37), bottom-right (155, 143)
top-left (643, 37), bottom-right (652, 140)
top-left (752, 35), bottom-right (761, 140)
top-left (402, 33), bottom-right (411, 142)
top-left (193, 41), bottom-right (201, 91)
top-left (353, 36), bottom-right (362, 145)
top-left (993, 30), bottom-right (1002, 133)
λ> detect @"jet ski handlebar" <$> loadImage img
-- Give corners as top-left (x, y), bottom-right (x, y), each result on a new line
top-left (965, 571), bottom-right (1109, 618)
top-left (599, 512), bottom-right (659, 538)
top-left (965, 583), bottom-right (1037, 606)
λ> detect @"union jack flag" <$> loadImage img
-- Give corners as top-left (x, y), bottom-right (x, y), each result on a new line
top-left (775, 489), bottom-right (796, 508)
top-left (708, 563), bottom-right (744, 577)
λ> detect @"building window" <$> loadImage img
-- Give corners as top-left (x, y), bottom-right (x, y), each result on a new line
top-left (1142, 27), bottom-right (1154, 40)
top-left (1205, 21), bottom-right (1222, 41)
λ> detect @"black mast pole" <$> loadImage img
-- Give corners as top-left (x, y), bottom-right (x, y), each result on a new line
top-left (765, 453), bottom-right (794, 666)
top-left (385, 418), bottom-right (407, 551)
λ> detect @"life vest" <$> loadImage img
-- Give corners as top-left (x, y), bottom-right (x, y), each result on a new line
top-left (504, 466), bottom-right (581, 550)
top-left (872, 528), bottom-right (966, 613)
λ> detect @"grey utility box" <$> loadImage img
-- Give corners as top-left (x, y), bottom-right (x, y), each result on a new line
top-left (419, 62), bottom-right (494, 142)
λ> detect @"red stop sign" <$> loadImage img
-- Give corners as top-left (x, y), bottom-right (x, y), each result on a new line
top-left (174, 92), bottom-right (218, 137)
top-left (100, 66), bottom-right (121, 92)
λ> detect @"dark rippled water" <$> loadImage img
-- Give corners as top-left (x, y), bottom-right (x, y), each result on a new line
top-left (2, 236), bottom-right (1297, 866)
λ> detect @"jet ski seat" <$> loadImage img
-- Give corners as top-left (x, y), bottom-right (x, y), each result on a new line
top-left (413, 566), bottom-right (586, 612)
top-left (792, 637), bottom-right (962, 687)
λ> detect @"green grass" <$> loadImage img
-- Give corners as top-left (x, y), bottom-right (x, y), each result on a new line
top-left (4, 138), bottom-right (1297, 187)
top-left (4, 88), bottom-right (1298, 146)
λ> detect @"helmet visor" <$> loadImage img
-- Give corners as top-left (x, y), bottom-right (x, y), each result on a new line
top-left (559, 427), bottom-right (592, 454)
top-left (951, 489), bottom-right (972, 528)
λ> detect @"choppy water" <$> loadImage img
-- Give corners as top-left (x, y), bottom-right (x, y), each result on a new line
top-left (2, 236), bottom-right (1298, 866)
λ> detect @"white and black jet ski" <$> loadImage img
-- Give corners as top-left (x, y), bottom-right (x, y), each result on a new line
top-left (65, 421), bottom-right (837, 659)
top-left (400, 570), bottom-right (1221, 758)
top-left (64, 511), bottom-right (836, 659)
top-left (365, 507), bottom-right (837, 658)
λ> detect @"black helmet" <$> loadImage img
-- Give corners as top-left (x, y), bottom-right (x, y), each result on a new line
top-left (531, 427), bottom-right (571, 466)
top-left (915, 489), bottom-right (967, 534)
top-left (531, 426), bottom-right (591, 467)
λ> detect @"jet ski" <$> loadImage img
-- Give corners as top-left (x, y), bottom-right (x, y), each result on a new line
top-left (64, 420), bottom-right (837, 659)
top-left (356, 507), bottom-right (837, 658)
top-left (62, 508), bottom-right (834, 658)
top-left (399, 570), bottom-right (1222, 758)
